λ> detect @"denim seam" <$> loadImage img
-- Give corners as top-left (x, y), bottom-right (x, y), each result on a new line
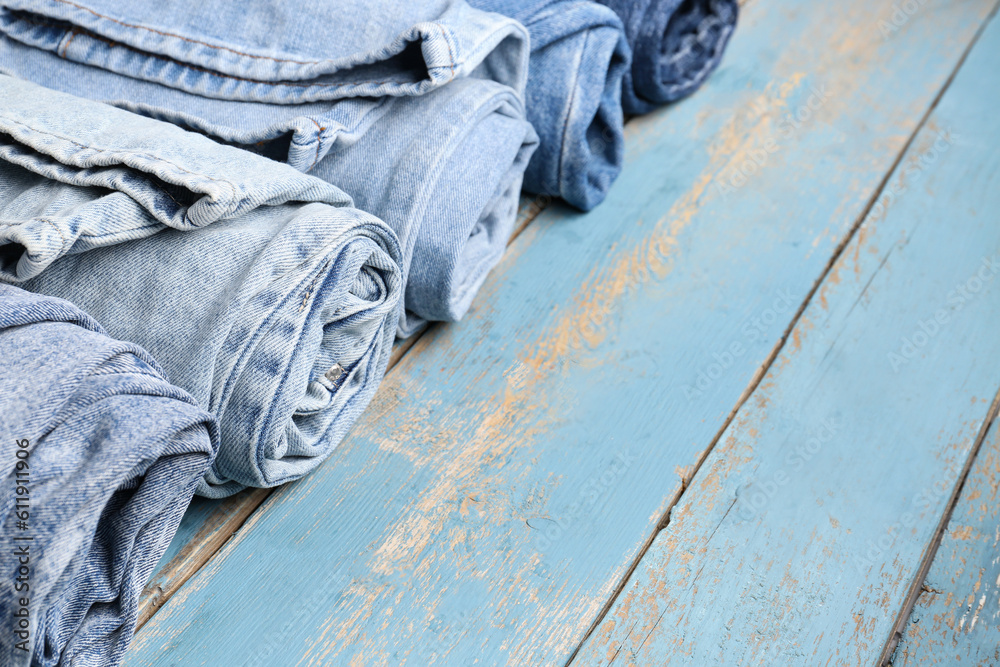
top-left (243, 257), bottom-right (334, 484)
top-left (43, 217), bottom-right (68, 255)
top-left (11, 10), bottom-right (457, 88)
top-left (444, 19), bottom-right (522, 73)
top-left (556, 28), bottom-right (589, 198)
top-left (307, 119), bottom-right (326, 172)
top-left (4, 216), bottom-right (163, 245)
top-left (50, 21), bottom-right (454, 88)
top-left (58, 25), bottom-right (78, 57)
top-left (660, 1), bottom-right (736, 97)
top-left (0, 113), bottom-right (241, 211)
top-left (436, 22), bottom-right (456, 83)
top-left (0, 215), bottom-right (159, 254)
top-left (297, 260), bottom-right (329, 313)
top-left (212, 243), bottom-right (349, 439)
top-left (0, 141), bottom-right (191, 211)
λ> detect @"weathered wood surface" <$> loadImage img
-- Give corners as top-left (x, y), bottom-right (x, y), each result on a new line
top-left (892, 421), bottom-right (1000, 662)
top-left (573, 9), bottom-right (1000, 664)
top-left (127, 0), bottom-right (998, 663)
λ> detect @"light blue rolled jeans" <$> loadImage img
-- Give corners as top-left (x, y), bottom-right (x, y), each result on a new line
top-left (0, 0), bottom-right (528, 100)
top-left (0, 74), bottom-right (404, 498)
top-left (0, 0), bottom-right (536, 337)
top-left (0, 284), bottom-right (216, 667)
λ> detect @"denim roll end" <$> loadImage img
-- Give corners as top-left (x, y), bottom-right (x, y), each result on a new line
top-left (195, 209), bottom-right (403, 496)
top-left (313, 78), bottom-right (538, 338)
top-left (601, 0), bottom-right (738, 115)
top-left (472, 0), bottom-right (630, 212)
top-left (0, 284), bottom-right (216, 667)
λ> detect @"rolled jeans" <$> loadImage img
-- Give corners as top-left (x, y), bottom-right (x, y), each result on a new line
top-left (0, 284), bottom-right (216, 667)
top-left (471, 0), bottom-right (630, 211)
top-left (0, 74), bottom-right (404, 497)
top-left (0, 0), bottom-right (534, 336)
top-left (596, 0), bottom-right (738, 114)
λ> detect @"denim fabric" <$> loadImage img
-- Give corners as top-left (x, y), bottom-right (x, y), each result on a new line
top-left (596, 0), bottom-right (738, 114)
top-left (471, 0), bottom-right (629, 211)
top-left (0, 74), bottom-right (354, 282)
top-left (313, 78), bottom-right (537, 335)
top-left (0, 0), bottom-right (529, 101)
top-left (0, 7), bottom-right (535, 337)
top-left (0, 284), bottom-right (216, 667)
top-left (0, 37), bottom-right (397, 174)
top-left (0, 75), bottom-right (404, 497)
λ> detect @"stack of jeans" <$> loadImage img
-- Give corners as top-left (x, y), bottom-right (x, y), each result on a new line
top-left (0, 0), bottom-right (540, 335)
top-left (0, 0), bottom-right (736, 664)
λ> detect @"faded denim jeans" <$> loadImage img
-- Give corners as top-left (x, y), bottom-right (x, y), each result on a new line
top-left (313, 78), bottom-right (537, 336)
top-left (596, 0), bottom-right (738, 114)
top-left (0, 284), bottom-right (216, 666)
top-left (471, 0), bottom-right (630, 211)
top-left (0, 74), bottom-right (403, 497)
top-left (0, 0), bottom-right (535, 336)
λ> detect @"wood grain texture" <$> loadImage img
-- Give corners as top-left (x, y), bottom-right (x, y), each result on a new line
top-left (138, 488), bottom-right (269, 628)
top-left (126, 0), bottom-right (997, 664)
top-left (573, 9), bottom-right (1000, 664)
top-left (891, 420), bottom-right (1000, 661)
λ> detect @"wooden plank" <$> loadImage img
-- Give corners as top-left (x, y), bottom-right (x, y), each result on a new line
top-left (573, 9), bottom-right (1000, 664)
top-left (891, 423), bottom-right (1000, 665)
top-left (125, 0), bottom-right (997, 664)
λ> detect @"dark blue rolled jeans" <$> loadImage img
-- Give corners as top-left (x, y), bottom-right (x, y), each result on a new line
top-left (596, 0), bottom-right (738, 114)
top-left (0, 284), bottom-right (216, 666)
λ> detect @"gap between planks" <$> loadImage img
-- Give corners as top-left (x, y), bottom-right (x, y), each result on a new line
top-left (134, 0), bottom-right (763, 631)
top-left (882, 386), bottom-right (1000, 665)
top-left (562, 2), bottom-right (1000, 663)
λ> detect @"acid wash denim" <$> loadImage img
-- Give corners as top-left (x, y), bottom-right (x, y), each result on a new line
top-left (0, 74), bottom-right (404, 498)
top-left (0, 284), bottom-right (216, 667)
top-left (596, 0), bottom-right (738, 114)
top-left (0, 0), bottom-right (535, 337)
top-left (470, 0), bottom-right (630, 211)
